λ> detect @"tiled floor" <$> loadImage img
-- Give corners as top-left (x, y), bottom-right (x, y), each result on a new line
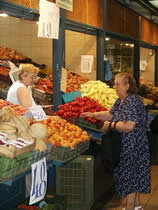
top-left (103, 165), bottom-right (158, 210)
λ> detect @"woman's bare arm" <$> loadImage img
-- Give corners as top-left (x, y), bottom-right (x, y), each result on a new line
top-left (101, 120), bottom-right (136, 132)
top-left (80, 111), bottom-right (112, 121)
top-left (17, 87), bottom-right (32, 108)
top-left (112, 121), bottom-right (136, 132)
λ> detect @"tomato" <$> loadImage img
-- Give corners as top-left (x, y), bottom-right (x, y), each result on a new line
top-left (57, 109), bottom-right (64, 115)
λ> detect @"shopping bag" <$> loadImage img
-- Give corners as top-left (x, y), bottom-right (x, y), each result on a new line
top-left (101, 124), bottom-right (121, 174)
top-left (150, 114), bottom-right (158, 133)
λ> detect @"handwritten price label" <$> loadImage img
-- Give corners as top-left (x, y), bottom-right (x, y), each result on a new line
top-left (29, 158), bottom-right (47, 205)
top-left (25, 106), bottom-right (47, 121)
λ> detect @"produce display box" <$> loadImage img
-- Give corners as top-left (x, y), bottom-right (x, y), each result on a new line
top-left (32, 88), bottom-right (48, 101)
top-left (43, 194), bottom-right (67, 210)
top-left (77, 118), bottom-right (103, 132)
top-left (56, 155), bottom-right (94, 210)
top-left (32, 88), bottom-right (53, 104)
top-left (51, 139), bottom-right (90, 163)
top-left (0, 74), bottom-right (12, 85)
top-left (0, 143), bottom-right (54, 183)
top-left (31, 142), bottom-right (53, 164)
top-left (0, 139), bottom-right (35, 159)
top-left (0, 151), bottom-right (32, 183)
top-left (0, 87), bottom-right (9, 100)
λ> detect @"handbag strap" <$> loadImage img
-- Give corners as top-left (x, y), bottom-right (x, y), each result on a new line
top-left (107, 121), bottom-right (112, 133)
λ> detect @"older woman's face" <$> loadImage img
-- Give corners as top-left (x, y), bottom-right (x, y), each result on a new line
top-left (114, 77), bottom-right (129, 99)
top-left (21, 72), bottom-right (37, 86)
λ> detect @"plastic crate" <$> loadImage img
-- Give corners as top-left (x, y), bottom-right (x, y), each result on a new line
top-left (0, 152), bottom-right (32, 183)
top-left (43, 194), bottom-right (66, 210)
top-left (51, 140), bottom-right (90, 163)
top-left (77, 118), bottom-right (102, 132)
top-left (31, 142), bottom-right (53, 164)
top-left (56, 155), bottom-right (94, 210)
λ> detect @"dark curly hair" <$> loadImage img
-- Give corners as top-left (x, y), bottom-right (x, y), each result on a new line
top-left (115, 72), bottom-right (138, 94)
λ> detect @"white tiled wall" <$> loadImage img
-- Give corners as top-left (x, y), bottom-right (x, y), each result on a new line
top-left (0, 16), bottom-right (52, 73)
top-left (0, 16), bottom-right (97, 79)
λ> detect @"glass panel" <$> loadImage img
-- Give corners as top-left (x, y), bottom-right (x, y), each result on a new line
top-left (105, 37), bottom-right (134, 79)
top-left (0, 16), bottom-right (52, 74)
top-left (65, 30), bottom-right (97, 81)
top-left (140, 47), bottom-right (155, 85)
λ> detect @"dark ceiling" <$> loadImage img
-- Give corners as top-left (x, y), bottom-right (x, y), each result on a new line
top-left (115, 0), bottom-right (158, 25)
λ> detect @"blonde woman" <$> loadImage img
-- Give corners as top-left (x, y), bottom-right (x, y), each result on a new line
top-left (7, 64), bottom-right (39, 198)
top-left (7, 64), bottom-right (39, 108)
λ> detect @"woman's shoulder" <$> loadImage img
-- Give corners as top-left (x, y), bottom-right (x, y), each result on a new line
top-left (14, 80), bottom-right (26, 88)
top-left (127, 94), bottom-right (144, 105)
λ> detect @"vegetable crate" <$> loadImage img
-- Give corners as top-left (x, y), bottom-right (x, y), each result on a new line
top-left (43, 194), bottom-right (67, 210)
top-left (56, 155), bottom-right (94, 210)
top-left (51, 140), bottom-right (90, 163)
top-left (31, 142), bottom-right (53, 164)
top-left (32, 88), bottom-right (53, 104)
top-left (77, 118), bottom-right (103, 132)
top-left (0, 151), bottom-right (32, 183)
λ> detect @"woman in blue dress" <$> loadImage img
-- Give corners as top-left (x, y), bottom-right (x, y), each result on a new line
top-left (80, 72), bottom-right (150, 210)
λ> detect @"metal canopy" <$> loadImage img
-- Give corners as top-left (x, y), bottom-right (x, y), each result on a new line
top-left (115, 0), bottom-right (158, 25)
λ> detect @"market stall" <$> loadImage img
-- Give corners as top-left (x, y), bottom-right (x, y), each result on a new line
top-left (0, 99), bottom-right (92, 209)
top-left (0, 1), bottom-right (114, 209)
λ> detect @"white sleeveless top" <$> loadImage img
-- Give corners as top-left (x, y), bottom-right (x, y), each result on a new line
top-left (7, 80), bottom-right (36, 107)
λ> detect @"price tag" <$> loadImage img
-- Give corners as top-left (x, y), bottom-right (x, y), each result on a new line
top-left (29, 158), bottom-right (47, 205)
top-left (60, 68), bottom-right (67, 93)
top-left (25, 106), bottom-right (47, 121)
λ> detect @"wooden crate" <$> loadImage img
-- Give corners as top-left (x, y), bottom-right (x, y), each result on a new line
top-left (0, 139), bottom-right (35, 159)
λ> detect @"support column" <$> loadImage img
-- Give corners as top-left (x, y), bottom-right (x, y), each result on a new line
top-left (53, 9), bottom-right (65, 111)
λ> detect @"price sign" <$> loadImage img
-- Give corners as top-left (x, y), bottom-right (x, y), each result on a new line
top-left (29, 158), bottom-right (47, 205)
top-left (38, 0), bottom-right (59, 39)
top-left (60, 67), bottom-right (67, 93)
top-left (25, 106), bottom-right (47, 121)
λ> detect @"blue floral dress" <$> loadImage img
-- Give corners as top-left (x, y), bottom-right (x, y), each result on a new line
top-left (110, 94), bottom-right (151, 197)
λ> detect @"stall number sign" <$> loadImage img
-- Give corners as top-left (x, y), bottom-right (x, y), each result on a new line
top-left (38, 0), bottom-right (59, 39)
top-left (25, 106), bottom-right (47, 121)
top-left (29, 158), bottom-right (47, 205)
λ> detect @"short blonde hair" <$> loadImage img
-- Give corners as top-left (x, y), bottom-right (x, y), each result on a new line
top-left (19, 64), bottom-right (39, 80)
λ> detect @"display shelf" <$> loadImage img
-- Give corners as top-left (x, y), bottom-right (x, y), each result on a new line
top-left (79, 126), bottom-right (104, 141)
top-left (2, 160), bottom-right (54, 185)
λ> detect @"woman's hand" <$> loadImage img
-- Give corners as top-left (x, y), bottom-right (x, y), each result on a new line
top-left (101, 121), bottom-right (111, 131)
top-left (80, 112), bottom-right (95, 118)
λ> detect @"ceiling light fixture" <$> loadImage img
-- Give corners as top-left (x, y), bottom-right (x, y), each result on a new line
top-left (0, 13), bottom-right (8, 17)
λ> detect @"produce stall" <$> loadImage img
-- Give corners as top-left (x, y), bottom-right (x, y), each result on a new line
top-left (0, 97), bottom-right (93, 209)
top-left (0, 2), bottom-right (115, 209)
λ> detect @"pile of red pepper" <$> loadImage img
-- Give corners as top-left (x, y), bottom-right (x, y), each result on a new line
top-left (17, 204), bottom-right (39, 209)
top-left (57, 96), bottom-right (107, 124)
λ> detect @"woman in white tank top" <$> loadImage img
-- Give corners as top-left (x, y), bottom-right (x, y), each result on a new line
top-left (7, 64), bottom-right (39, 108)
top-left (7, 64), bottom-right (40, 199)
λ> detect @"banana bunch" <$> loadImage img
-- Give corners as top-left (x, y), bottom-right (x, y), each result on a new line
top-left (0, 106), bottom-right (16, 122)
top-left (0, 106), bottom-right (33, 141)
top-left (0, 122), bottom-right (17, 140)
top-left (12, 115), bottom-right (30, 132)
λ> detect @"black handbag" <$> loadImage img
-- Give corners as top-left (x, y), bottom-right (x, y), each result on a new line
top-left (101, 122), bottom-right (122, 174)
top-left (150, 114), bottom-right (158, 133)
